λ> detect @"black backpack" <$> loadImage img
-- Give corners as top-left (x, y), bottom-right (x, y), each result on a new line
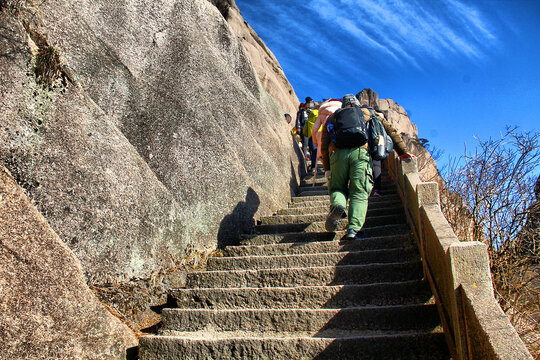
top-left (367, 107), bottom-right (393, 160)
top-left (328, 106), bottom-right (368, 148)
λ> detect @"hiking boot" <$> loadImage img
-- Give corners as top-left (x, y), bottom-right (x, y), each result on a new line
top-left (325, 205), bottom-right (346, 232)
top-left (345, 229), bottom-right (368, 240)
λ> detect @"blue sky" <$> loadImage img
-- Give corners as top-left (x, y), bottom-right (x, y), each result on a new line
top-left (235, 0), bottom-right (540, 169)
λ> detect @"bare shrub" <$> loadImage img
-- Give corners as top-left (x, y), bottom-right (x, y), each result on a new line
top-left (440, 126), bottom-right (540, 353)
top-left (413, 137), bottom-right (444, 181)
top-left (27, 27), bottom-right (67, 88)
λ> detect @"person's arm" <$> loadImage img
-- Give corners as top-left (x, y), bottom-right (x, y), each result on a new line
top-left (360, 107), bottom-right (371, 123)
top-left (376, 111), bottom-right (408, 156)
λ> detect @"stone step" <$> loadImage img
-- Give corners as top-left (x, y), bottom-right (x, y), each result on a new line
top-left (290, 193), bottom-right (400, 205)
top-left (253, 215), bottom-right (406, 234)
top-left (277, 199), bottom-right (402, 215)
top-left (300, 179), bottom-right (329, 187)
top-left (239, 231), bottom-right (336, 246)
top-left (263, 207), bottom-right (404, 225)
top-left (158, 329), bottom-right (445, 340)
top-left (301, 173), bottom-right (326, 181)
top-left (160, 304), bottom-right (440, 334)
top-left (227, 234), bottom-right (413, 257)
top-left (241, 225), bottom-right (410, 245)
top-left (298, 188), bottom-right (397, 197)
top-left (288, 199), bottom-right (331, 208)
top-left (302, 173), bottom-right (392, 184)
top-left (310, 167), bottom-right (326, 174)
top-left (298, 182), bottom-right (396, 194)
top-left (303, 173), bottom-right (326, 181)
top-left (186, 261), bottom-right (423, 288)
top-left (140, 332), bottom-right (450, 360)
top-left (298, 185), bottom-right (328, 192)
top-left (208, 248), bottom-right (419, 271)
top-left (296, 190), bottom-right (332, 197)
top-left (169, 280), bottom-right (434, 309)
top-left (292, 194), bottom-right (329, 202)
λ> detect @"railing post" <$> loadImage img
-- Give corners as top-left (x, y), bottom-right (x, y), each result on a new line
top-left (448, 242), bottom-right (487, 359)
top-left (417, 181), bottom-right (439, 255)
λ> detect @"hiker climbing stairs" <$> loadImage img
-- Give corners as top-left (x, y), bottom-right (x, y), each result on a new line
top-left (139, 168), bottom-right (451, 359)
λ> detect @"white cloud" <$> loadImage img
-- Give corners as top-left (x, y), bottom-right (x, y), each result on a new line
top-left (235, 0), bottom-right (499, 99)
top-left (446, 0), bottom-right (497, 42)
top-left (313, 0), bottom-right (399, 60)
top-left (310, 0), bottom-right (497, 66)
top-left (240, 0), bottom-right (372, 84)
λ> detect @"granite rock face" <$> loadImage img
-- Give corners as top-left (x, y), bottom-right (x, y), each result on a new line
top-left (0, 0), bottom-right (301, 332)
top-left (222, 2), bottom-right (299, 115)
top-left (209, 0), bottom-right (237, 18)
top-left (0, 166), bottom-right (137, 359)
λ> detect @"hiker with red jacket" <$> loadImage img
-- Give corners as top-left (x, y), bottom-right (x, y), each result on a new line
top-left (320, 94), bottom-right (374, 239)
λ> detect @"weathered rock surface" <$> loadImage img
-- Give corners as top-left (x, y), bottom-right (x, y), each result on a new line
top-left (0, 166), bottom-right (137, 359)
top-left (223, 2), bottom-right (299, 115)
top-left (0, 0), bottom-right (301, 332)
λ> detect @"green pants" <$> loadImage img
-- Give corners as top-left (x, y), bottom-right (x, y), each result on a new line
top-left (328, 147), bottom-right (373, 231)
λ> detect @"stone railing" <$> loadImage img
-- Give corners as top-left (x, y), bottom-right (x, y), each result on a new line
top-left (386, 152), bottom-right (532, 360)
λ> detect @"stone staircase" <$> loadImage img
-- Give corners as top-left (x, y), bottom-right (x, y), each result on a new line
top-left (139, 170), bottom-right (451, 359)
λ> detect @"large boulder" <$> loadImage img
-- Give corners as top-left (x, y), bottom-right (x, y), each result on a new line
top-left (0, 0), bottom-right (301, 331)
top-left (0, 165), bottom-right (137, 359)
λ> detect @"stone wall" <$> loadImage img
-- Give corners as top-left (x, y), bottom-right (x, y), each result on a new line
top-left (386, 152), bottom-right (532, 359)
